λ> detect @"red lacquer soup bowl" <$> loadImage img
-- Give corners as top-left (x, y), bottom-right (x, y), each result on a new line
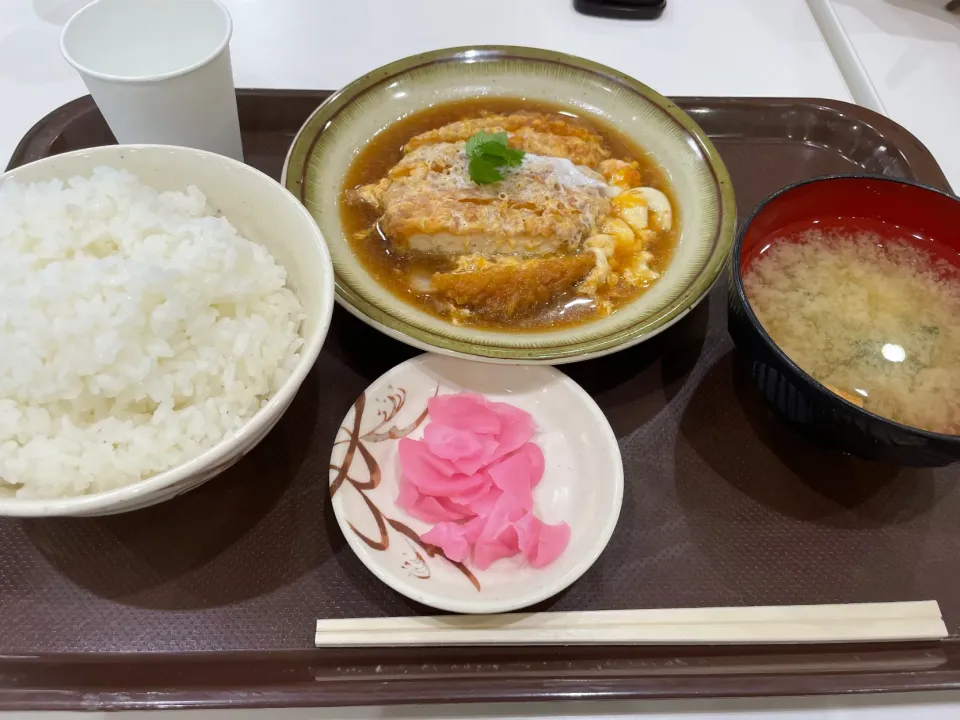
top-left (727, 175), bottom-right (960, 467)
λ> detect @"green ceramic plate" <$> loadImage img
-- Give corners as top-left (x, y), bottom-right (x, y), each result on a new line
top-left (282, 46), bottom-right (735, 363)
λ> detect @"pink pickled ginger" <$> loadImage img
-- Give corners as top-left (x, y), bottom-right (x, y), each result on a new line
top-left (397, 393), bottom-right (569, 571)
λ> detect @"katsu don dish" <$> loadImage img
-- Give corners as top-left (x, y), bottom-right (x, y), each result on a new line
top-left (284, 46), bottom-right (735, 360)
top-left (341, 100), bottom-right (678, 329)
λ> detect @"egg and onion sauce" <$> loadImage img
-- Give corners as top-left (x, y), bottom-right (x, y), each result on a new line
top-left (341, 98), bottom-right (679, 330)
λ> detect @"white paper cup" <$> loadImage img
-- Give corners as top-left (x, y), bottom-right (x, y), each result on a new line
top-left (61, 0), bottom-right (243, 161)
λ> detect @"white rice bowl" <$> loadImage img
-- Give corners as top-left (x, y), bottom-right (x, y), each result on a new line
top-left (0, 157), bottom-right (324, 506)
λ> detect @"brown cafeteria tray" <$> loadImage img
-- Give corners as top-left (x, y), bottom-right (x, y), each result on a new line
top-left (1, 90), bottom-right (958, 711)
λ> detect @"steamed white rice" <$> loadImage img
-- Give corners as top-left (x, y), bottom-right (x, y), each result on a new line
top-left (0, 166), bottom-right (305, 498)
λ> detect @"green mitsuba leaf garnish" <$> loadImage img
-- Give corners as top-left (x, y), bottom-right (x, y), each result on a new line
top-left (465, 131), bottom-right (525, 185)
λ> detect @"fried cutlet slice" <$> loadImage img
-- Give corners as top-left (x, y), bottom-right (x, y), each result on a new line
top-left (431, 253), bottom-right (596, 319)
top-left (404, 112), bottom-right (611, 168)
top-left (364, 142), bottom-right (611, 256)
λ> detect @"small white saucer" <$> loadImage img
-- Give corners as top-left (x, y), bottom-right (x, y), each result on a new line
top-left (328, 354), bottom-right (623, 614)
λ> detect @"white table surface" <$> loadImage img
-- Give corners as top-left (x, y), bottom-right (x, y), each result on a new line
top-left (833, 0), bottom-right (960, 192)
top-left (0, 1), bottom-right (957, 718)
top-left (1, 0), bottom-right (853, 170)
top-left (827, 0), bottom-right (960, 190)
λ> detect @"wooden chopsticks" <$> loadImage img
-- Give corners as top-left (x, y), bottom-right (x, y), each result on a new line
top-left (315, 602), bottom-right (946, 647)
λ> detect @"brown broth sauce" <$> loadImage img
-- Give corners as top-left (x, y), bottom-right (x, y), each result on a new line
top-left (340, 97), bottom-right (679, 330)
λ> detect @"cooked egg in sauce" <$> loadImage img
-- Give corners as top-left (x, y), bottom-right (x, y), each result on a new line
top-left (340, 98), bottom-right (679, 330)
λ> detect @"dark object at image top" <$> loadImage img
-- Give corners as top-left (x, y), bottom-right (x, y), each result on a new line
top-left (574, 0), bottom-right (666, 20)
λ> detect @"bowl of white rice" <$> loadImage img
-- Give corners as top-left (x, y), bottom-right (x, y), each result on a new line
top-left (0, 145), bottom-right (334, 516)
